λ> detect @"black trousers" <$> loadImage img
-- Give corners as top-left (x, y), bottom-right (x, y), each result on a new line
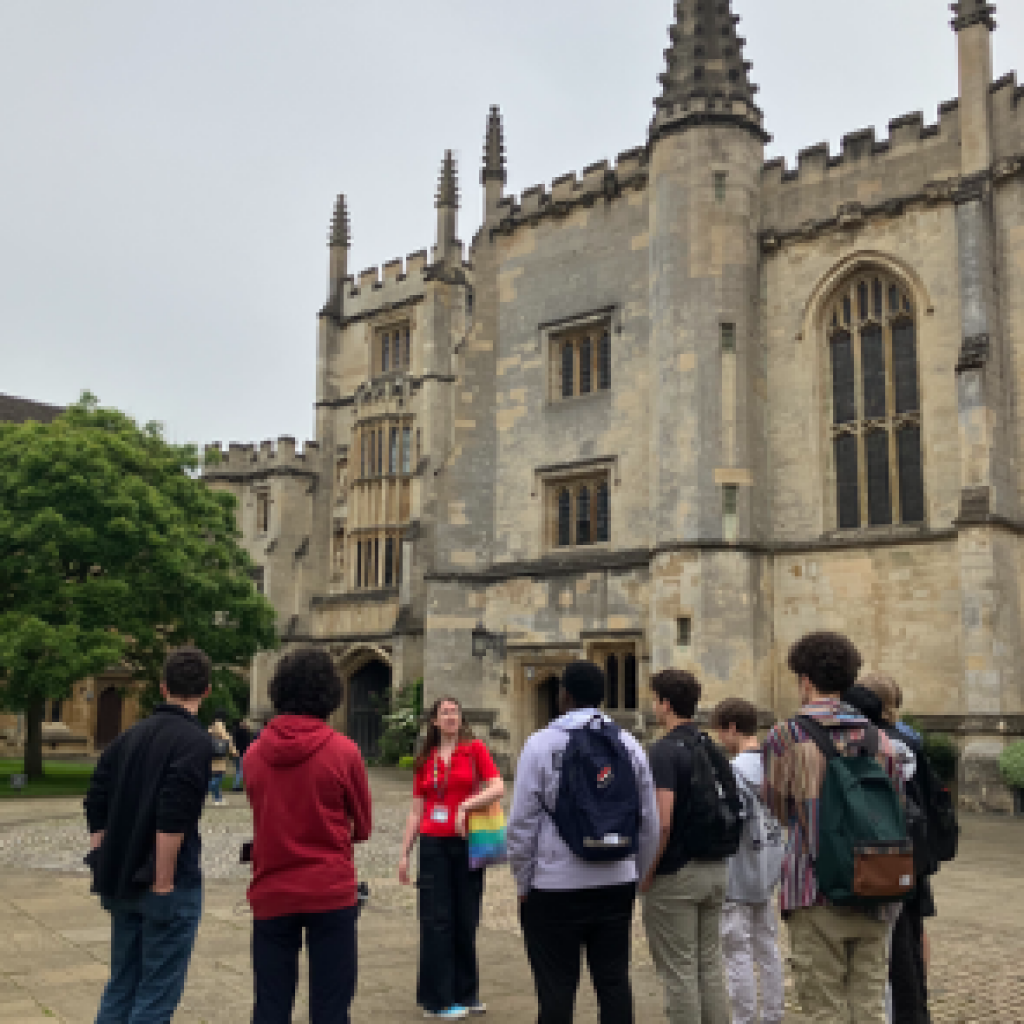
top-left (890, 903), bottom-right (931, 1024)
top-left (417, 836), bottom-right (484, 1012)
top-left (252, 905), bottom-right (358, 1024)
top-left (520, 883), bottom-right (636, 1024)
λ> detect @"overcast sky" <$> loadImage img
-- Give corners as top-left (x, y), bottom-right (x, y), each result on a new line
top-left (2, 1), bottom-right (1022, 450)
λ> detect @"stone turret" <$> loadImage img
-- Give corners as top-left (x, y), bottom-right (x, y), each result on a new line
top-left (647, 0), bottom-right (765, 546)
top-left (481, 106), bottom-right (506, 222)
top-left (328, 194), bottom-right (350, 302)
top-left (651, 0), bottom-right (767, 143)
top-left (435, 150), bottom-right (459, 265)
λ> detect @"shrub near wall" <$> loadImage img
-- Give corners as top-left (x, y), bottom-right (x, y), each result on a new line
top-left (998, 741), bottom-right (1024, 812)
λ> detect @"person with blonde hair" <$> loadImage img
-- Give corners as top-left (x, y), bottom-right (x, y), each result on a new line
top-left (845, 672), bottom-right (934, 1024)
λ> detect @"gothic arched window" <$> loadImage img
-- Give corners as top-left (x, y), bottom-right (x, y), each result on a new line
top-left (827, 271), bottom-right (924, 529)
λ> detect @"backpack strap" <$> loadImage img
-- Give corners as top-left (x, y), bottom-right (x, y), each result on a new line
top-left (798, 714), bottom-right (880, 759)
top-left (796, 715), bottom-right (840, 760)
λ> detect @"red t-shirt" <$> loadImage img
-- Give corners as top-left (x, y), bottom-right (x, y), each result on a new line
top-left (413, 739), bottom-right (500, 837)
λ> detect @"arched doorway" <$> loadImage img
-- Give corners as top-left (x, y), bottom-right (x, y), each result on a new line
top-left (536, 676), bottom-right (560, 730)
top-left (95, 687), bottom-right (123, 748)
top-left (348, 659), bottom-right (391, 760)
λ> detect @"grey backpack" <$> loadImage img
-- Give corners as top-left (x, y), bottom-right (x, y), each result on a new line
top-left (726, 769), bottom-right (784, 904)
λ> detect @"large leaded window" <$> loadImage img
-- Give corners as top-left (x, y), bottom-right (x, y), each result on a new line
top-left (827, 272), bottom-right (924, 529)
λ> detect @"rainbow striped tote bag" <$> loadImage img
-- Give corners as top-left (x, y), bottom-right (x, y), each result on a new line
top-left (467, 803), bottom-right (508, 870)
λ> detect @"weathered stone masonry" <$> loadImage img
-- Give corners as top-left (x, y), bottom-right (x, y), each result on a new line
top-left (206, 0), bottom-right (1024, 810)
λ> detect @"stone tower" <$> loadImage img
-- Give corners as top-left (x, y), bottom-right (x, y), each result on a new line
top-left (646, 0), bottom-right (770, 698)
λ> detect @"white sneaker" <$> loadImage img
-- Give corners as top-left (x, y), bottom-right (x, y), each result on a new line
top-left (423, 1009), bottom-right (468, 1020)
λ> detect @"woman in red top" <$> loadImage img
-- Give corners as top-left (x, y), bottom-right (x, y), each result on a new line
top-left (245, 649), bottom-right (372, 1024)
top-left (399, 696), bottom-right (504, 1020)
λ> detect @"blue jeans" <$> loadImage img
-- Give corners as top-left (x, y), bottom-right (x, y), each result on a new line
top-left (232, 758), bottom-right (244, 790)
top-left (95, 886), bottom-right (203, 1024)
top-left (253, 905), bottom-right (358, 1024)
top-left (209, 772), bottom-right (224, 801)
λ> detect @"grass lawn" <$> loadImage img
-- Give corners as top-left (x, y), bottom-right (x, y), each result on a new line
top-left (0, 758), bottom-right (95, 798)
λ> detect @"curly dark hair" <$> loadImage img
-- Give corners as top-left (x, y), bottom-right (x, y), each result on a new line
top-left (269, 648), bottom-right (343, 720)
top-left (163, 646), bottom-right (212, 698)
top-left (651, 669), bottom-right (701, 719)
top-left (787, 631), bottom-right (862, 696)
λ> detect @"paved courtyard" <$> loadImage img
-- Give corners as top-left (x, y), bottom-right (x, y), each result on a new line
top-left (0, 769), bottom-right (1021, 1023)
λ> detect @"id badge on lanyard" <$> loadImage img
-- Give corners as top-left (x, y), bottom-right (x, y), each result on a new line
top-left (430, 753), bottom-right (451, 823)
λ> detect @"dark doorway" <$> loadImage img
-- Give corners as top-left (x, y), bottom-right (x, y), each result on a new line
top-left (95, 687), bottom-right (123, 748)
top-left (537, 676), bottom-right (560, 729)
top-left (348, 659), bottom-right (391, 760)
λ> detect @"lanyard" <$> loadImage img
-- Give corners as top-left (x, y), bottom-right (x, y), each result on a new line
top-left (432, 751), bottom-right (451, 799)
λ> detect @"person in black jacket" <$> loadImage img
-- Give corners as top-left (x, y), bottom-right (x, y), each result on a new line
top-left (84, 646), bottom-right (214, 1024)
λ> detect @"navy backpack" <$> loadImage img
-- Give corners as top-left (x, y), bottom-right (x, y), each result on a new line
top-left (545, 715), bottom-right (642, 863)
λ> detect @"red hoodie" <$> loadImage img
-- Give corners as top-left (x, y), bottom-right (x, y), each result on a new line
top-left (244, 715), bottom-right (372, 920)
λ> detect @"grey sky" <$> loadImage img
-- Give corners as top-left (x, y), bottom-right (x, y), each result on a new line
top-left (2, 1), bottom-right (1022, 451)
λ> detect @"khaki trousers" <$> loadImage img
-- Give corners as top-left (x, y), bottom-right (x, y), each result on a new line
top-left (642, 860), bottom-right (731, 1024)
top-left (787, 905), bottom-right (890, 1024)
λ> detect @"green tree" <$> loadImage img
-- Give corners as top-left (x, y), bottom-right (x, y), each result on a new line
top-left (0, 394), bottom-right (277, 779)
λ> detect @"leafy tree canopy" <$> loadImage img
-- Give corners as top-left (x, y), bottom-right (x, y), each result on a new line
top-left (0, 393), bottom-right (277, 776)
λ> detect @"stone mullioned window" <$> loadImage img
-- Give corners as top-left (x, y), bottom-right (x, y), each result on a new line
top-left (827, 272), bottom-right (924, 530)
top-left (354, 530), bottom-right (403, 590)
top-left (550, 322), bottom-right (612, 401)
top-left (376, 322), bottom-right (411, 376)
top-left (351, 416), bottom-right (413, 590)
top-left (546, 473), bottom-right (611, 548)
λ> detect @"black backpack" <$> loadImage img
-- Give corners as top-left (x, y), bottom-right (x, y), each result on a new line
top-left (211, 735), bottom-right (229, 757)
top-left (545, 715), bottom-right (642, 863)
top-left (886, 726), bottom-right (959, 869)
top-left (677, 732), bottom-right (742, 860)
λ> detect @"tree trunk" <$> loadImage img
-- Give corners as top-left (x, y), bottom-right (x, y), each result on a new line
top-left (24, 697), bottom-right (45, 782)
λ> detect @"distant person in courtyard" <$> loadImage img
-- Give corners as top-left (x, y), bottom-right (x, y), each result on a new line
top-left (641, 670), bottom-right (739, 1024)
top-left (711, 697), bottom-right (785, 1024)
top-left (508, 661), bottom-right (659, 1024)
top-left (398, 696), bottom-right (504, 1020)
top-left (231, 717), bottom-right (254, 792)
top-left (207, 713), bottom-right (237, 806)
top-left (84, 645), bottom-right (214, 1024)
top-left (761, 632), bottom-right (905, 1024)
top-left (244, 648), bottom-right (372, 1024)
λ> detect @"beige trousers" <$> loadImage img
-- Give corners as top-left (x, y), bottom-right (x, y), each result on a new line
top-left (642, 860), bottom-right (731, 1024)
top-left (787, 905), bottom-right (890, 1024)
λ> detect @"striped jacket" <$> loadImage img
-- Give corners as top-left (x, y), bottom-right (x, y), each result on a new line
top-left (761, 698), bottom-right (903, 913)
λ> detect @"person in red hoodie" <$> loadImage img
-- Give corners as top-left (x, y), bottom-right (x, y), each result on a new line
top-left (244, 648), bottom-right (372, 1024)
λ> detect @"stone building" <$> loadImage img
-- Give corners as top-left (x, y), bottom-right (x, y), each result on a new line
top-left (205, 1), bottom-right (1024, 809)
top-left (0, 395), bottom-right (143, 753)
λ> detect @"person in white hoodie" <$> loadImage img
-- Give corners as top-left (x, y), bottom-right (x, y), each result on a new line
top-left (507, 661), bottom-right (659, 1024)
top-left (711, 698), bottom-right (785, 1024)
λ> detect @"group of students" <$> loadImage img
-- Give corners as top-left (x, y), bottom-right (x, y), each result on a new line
top-left (82, 630), bottom-right (954, 1024)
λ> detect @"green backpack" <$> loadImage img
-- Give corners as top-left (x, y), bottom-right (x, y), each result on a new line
top-left (798, 716), bottom-right (915, 907)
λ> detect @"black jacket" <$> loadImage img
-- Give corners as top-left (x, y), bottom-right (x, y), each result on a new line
top-left (84, 704), bottom-right (213, 899)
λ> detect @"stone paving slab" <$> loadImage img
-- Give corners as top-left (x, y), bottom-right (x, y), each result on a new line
top-left (0, 771), bottom-right (1021, 1022)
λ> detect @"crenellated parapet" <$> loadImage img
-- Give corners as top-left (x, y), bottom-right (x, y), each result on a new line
top-left (203, 437), bottom-right (322, 482)
top-left (490, 147), bottom-right (649, 238)
top-left (760, 84), bottom-right (1024, 252)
